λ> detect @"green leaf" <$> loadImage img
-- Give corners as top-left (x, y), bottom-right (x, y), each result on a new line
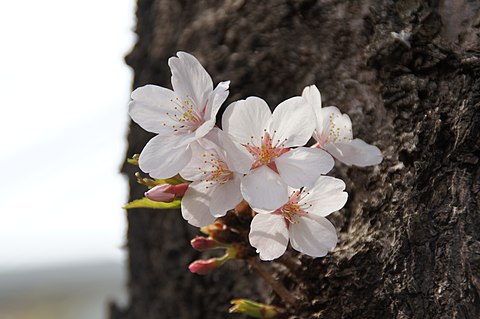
top-left (123, 197), bottom-right (181, 209)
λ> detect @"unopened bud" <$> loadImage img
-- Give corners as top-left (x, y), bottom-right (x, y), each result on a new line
top-left (188, 254), bottom-right (229, 275)
top-left (144, 184), bottom-right (176, 202)
top-left (229, 299), bottom-right (282, 318)
top-left (170, 183), bottom-right (189, 197)
top-left (145, 183), bottom-right (190, 202)
top-left (190, 236), bottom-right (224, 251)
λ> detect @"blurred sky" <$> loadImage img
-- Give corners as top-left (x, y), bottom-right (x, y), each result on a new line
top-left (0, 0), bottom-right (135, 272)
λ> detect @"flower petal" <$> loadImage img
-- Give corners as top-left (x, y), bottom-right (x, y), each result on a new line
top-left (204, 81), bottom-right (230, 121)
top-left (276, 147), bottom-right (334, 188)
top-left (249, 213), bottom-right (289, 261)
top-left (269, 96), bottom-right (315, 148)
top-left (300, 176), bottom-right (348, 217)
top-left (241, 166), bottom-right (289, 211)
top-left (214, 129), bottom-right (253, 174)
top-left (181, 181), bottom-right (217, 227)
top-left (179, 141), bottom-right (213, 181)
top-left (168, 52), bottom-right (213, 113)
top-left (222, 97), bottom-right (272, 146)
top-left (210, 178), bottom-right (243, 217)
top-left (318, 106), bottom-right (353, 143)
top-left (129, 85), bottom-right (176, 134)
top-left (139, 135), bottom-right (192, 179)
top-left (324, 138), bottom-right (383, 167)
top-left (289, 215), bottom-right (338, 258)
top-left (302, 85), bottom-right (325, 137)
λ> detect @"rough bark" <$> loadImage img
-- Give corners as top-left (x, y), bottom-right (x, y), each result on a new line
top-left (111, 1), bottom-right (480, 318)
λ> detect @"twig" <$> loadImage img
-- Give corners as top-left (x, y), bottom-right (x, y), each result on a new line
top-left (248, 258), bottom-right (298, 307)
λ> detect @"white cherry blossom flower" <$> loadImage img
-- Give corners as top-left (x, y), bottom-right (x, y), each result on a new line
top-left (180, 128), bottom-right (250, 227)
top-left (129, 52), bottom-right (230, 179)
top-left (249, 176), bottom-right (348, 261)
top-left (302, 85), bottom-right (382, 167)
top-left (222, 96), bottom-right (334, 211)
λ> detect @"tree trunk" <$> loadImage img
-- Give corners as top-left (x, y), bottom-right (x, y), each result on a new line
top-left (111, 0), bottom-right (480, 318)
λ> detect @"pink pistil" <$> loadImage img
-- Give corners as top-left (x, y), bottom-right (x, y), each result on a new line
top-left (243, 133), bottom-right (289, 171)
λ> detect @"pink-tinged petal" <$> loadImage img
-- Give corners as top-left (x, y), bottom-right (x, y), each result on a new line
top-left (210, 178), bottom-right (243, 217)
top-left (300, 176), bottom-right (348, 217)
top-left (139, 135), bottom-right (192, 179)
top-left (222, 97), bottom-right (272, 146)
top-left (168, 52), bottom-right (213, 113)
top-left (324, 138), bottom-right (383, 167)
top-left (241, 166), bottom-right (289, 211)
top-left (276, 147), bottom-right (334, 188)
top-left (302, 85), bottom-right (325, 136)
top-left (204, 81), bottom-right (230, 121)
top-left (129, 85), bottom-right (176, 134)
top-left (214, 129), bottom-right (253, 174)
top-left (174, 119), bottom-right (215, 148)
top-left (289, 215), bottom-right (338, 258)
top-left (249, 213), bottom-right (289, 261)
top-left (318, 106), bottom-right (353, 143)
top-left (181, 181), bottom-right (217, 227)
top-left (269, 96), bottom-right (315, 148)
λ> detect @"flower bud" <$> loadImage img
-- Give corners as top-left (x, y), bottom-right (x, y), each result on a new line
top-left (144, 183), bottom-right (190, 202)
top-left (190, 236), bottom-right (223, 251)
top-left (229, 299), bottom-right (282, 318)
top-left (188, 255), bottom-right (228, 275)
top-left (144, 184), bottom-right (176, 202)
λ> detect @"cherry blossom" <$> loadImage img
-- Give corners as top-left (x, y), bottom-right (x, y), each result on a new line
top-left (249, 176), bottom-right (348, 260)
top-left (222, 96), bottom-right (334, 211)
top-left (302, 85), bottom-right (382, 167)
top-left (180, 128), bottom-right (250, 227)
top-left (129, 52), bottom-right (230, 179)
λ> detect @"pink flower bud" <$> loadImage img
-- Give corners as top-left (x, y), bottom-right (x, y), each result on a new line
top-left (171, 183), bottom-right (189, 197)
top-left (190, 236), bottom-right (221, 251)
top-left (188, 258), bottom-right (221, 275)
top-left (144, 184), bottom-right (176, 202)
top-left (144, 183), bottom-right (190, 202)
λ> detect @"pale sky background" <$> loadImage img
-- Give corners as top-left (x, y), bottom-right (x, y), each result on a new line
top-left (0, 0), bottom-right (135, 272)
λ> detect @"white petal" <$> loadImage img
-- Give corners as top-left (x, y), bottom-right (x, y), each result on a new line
top-left (276, 147), bottom-right (334, 188)
top-left (181, 182), bottom-right (217, 227)
top-left (300, 176), bottom-right (348, 217)
top-left (269, 96), bottom-right (315, 148)
top-left (302, 85), bottom-right (325, 137)
top-left (318, 106), bottom-right (353, 143)
top-left (139, 135), bottom-right (192, 179)
top-left (204, 81), bottom-right (230, 121)
top-left (249, 213), bottom-right (289, 261)
top-left (129, 85), bottom-right (176, 134)
top-left (168, 52), bottom-right (213, 112)
top-left (222, 97), bottom-right (272, 146)
top-left (179, 141), bottom-right (213, 181)
top-left (289, 215), bottom-right (338, 258)
top-left (214, 129), bottom-right (253, 174)
top-left (241, 166), bottom-right (289, 211)
top-left (210, 178), bottom-right (243, 217)
top-left (324, 139), bottom-right (383, 167)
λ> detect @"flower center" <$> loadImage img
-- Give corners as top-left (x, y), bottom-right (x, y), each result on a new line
top-left (243, 131), bottom-right (289, 170)
top-left (317, 111), bottom-right (353, 144)
top-left (165, 96), bottom-right (204, 133)
top-left (200, 152), bottom-right (234, 186)
top-left (275, 190), bottom-right (311, 227)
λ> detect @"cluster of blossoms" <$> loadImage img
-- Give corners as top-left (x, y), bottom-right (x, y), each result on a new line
top-left (129, 52), bottom-right (382, 262)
